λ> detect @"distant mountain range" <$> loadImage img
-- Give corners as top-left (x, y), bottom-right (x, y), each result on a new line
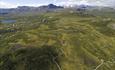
top-left (0, 4), bottom-right (63, 15)
top-left (0, 4), bottom-right (115, 15)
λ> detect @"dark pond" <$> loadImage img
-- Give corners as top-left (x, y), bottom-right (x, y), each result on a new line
top-left (1, 19), bottom-right (16, 24)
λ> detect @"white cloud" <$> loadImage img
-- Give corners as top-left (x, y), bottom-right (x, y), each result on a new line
top-left (0, 0), bottom-right (114, 8)
top-left (0, 1), bottom-right (18, 8)
top-left (56, 0), bottom-right (93, 7)
top-left (0, 1), bottom-right (49, 8)
top-left (86, 0), bottom-right (115, 6)
top-left (55, 0), bottom-right (115, 7)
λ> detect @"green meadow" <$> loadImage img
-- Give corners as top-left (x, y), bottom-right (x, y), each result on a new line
top-left (0, 11), bottom-right (115, 70)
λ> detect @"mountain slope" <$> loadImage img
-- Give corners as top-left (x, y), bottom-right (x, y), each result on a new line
top-left (0, 11), bottom-right (115, 70)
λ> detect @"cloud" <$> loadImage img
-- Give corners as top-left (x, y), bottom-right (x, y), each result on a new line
top-left (55, 0), bottom-right (93, 7)
top-left (0, 0), bottom-right (114, 8)
top-left (0, 1), bottom-right (49, 8)
top-left (55, 0), bottom-right (115, 7)
top-left (86, 0), bottom-right (115, 6)
top-left (0, 1), bottom-right (18, 8)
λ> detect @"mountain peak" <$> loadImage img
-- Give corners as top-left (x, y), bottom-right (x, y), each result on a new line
top-left (47, 4), bottom-right (63, 9)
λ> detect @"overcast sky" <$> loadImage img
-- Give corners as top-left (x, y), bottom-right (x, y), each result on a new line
top-left (0, 0), bottom-right (115, 8)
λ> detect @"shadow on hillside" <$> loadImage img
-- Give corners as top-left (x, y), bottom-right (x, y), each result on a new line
top-left (0, 45), bottom-right (60, 70)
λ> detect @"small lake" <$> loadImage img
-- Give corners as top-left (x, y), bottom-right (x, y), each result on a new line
top-left (1, 19), bottom-right (16, 24)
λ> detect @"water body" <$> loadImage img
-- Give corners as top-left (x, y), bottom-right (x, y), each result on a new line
top-left (1, 19), bottom-right (16, 24)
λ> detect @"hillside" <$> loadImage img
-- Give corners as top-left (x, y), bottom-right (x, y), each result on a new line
top-left (0, 10), bottom-right (115, 70)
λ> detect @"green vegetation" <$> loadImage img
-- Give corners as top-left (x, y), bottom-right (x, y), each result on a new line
top-left (0, 11), bottom-right (115, 70)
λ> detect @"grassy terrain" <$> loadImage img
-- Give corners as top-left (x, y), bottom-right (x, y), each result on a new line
top-left (0, 11), bottom-right (115, 70)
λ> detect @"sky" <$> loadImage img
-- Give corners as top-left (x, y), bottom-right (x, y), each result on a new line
top-left (0, 0), bottom-right (115, 8)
